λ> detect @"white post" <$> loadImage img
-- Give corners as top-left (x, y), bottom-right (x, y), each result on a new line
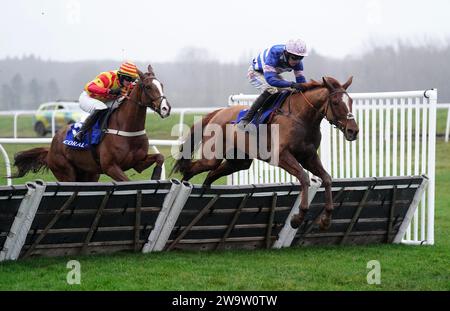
top-left (51, 110), bottom-right (56, 136)
top-left (379, 98), bottom-right (384, 177)
top-left (426, 89), bottom-right (437, 245)
top-left (178, 109), bottom-right (186, 138)
top-left (13, 112), bottom-right (19, 139)
top-left (0, 144), bottom-right (11, 186)
top-left (445, 106), bottom-right (450, 143)
top-left (385, 99), bottom-right (391, 177)
top-left (364, 101), bottom-right (370, 176)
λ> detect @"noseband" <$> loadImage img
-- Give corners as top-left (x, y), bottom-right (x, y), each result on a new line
top-left (298, 89), bottom-right (354, 131)
top-left (126, 79), bottom-right (166, 114)
top-left (138, 81), bottom-right (167, 111)
top-left (323, 90), bottom-right (355, 131)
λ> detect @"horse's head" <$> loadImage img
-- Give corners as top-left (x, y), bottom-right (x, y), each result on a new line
top-left (136, 65), bottom-right (171, 118)
top-left (322, 76), bottom-right (359, 141)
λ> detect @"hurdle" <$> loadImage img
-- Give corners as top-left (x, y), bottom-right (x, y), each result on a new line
top-left (0, 174), bottom-right (428, 261)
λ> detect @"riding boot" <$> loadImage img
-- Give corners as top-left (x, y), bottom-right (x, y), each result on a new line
top-left (74, 109), bottom-right (104, 141)
top-left (237, 90), bottom-right (272, 130)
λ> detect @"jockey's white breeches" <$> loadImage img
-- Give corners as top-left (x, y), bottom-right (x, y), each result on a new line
top-left (79, 91), bottom-right (112, 113)
top-left (247, 65), bottom-right (288, 95)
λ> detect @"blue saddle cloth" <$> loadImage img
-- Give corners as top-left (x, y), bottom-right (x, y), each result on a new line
top-left (63, 120), bottom-right (103, 150)
top-left (233, 91), bottom-right (290, 126)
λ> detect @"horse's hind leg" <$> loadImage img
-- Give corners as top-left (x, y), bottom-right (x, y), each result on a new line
top-left (48, 156), bottom-right (77, 182)
top-left (303, 153), bottom-right (333, 230)
top-left (182, 158), bottom-right (222, 181)
top-left (277, 151), bottom-right (310, 229)
top-left (76, 171), bottom-right (100, 182)
top-left (203, 159), bottom-right (253, 186)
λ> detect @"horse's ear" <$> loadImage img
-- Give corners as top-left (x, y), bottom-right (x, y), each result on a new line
top-left (342, 76), bottom-right (353, 90)
top-left (147, 64), bottom-right (154, 75)
top-left (137, 69), bottom-right (146, 81)
top-left (322, 77), bottom-right (334, 91)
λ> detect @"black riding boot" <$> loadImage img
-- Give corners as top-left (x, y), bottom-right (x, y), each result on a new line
top-left (74, 110), bottom-right (104, 141)
top-left (237, 90), bottom-right (272, 130)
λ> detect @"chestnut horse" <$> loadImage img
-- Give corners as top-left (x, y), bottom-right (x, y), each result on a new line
top-left (173, 76), bottom-right (358, 229)
top-left (13, 65), bottom-right (171, 182)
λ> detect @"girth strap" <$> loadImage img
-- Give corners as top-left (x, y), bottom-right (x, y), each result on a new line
top-left (104, 129), bottom-right (146, 137)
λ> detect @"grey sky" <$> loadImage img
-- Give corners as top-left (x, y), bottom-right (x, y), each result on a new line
top-left (2, 0), bottom-right (450, 63)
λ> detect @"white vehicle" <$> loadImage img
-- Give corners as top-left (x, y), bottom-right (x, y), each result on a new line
top-left (33, 100), bottom-right (89, 136)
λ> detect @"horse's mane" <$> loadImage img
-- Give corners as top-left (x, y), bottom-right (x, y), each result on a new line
top-left (303, 77), bottom-right (343, 93)
top-left (302, 79), bottom-right (324, 92)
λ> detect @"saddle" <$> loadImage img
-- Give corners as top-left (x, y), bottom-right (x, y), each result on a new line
top-left (62, 101), bottom-right (120, 150)
top-left (233, 90), bottom-right (290, 126)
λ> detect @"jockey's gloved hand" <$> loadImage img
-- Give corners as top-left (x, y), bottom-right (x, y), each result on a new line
top-left (291, 82), bottom-right (306, 92)
top-left (108, 88), bottom-right (122, 95)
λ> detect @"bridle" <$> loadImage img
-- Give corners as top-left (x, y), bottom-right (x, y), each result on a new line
top-left (125, 78), bottom-right (167, 115)
top-left (299, 89), bottom-right (355, 131)
top-left (103, 75), bottom-right (168, 138)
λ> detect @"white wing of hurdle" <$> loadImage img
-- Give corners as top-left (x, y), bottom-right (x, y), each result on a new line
top-left (228, 89), bottom-right (437, 246)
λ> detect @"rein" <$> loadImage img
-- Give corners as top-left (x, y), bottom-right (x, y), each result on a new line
top-left (124, 80), bottom-right (166, 112)
top-left (104, 81), bottom-right (155, 138)
top-left (278, 89), bottom-right (354, 131)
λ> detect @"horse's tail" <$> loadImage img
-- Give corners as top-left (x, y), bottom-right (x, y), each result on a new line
top-left (171, 109), bottom-right (222, 176)
top-left (11, 147), bottom-right (49, 178)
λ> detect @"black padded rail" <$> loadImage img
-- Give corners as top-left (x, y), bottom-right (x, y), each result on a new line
top-left (293, 176), bottom-right (426, 246)
top-left (0, 185), bottom-right (29, 253)
top-left (166, 183), bottom-right (301, 251)
top-left (20, 180), bottom-right (174, 258)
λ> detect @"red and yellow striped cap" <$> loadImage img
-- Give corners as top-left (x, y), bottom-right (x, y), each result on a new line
top-left (118, 61), bottom-right (138, 78)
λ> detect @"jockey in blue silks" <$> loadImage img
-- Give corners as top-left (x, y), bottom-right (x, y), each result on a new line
top-left (237, 38), bottom-right (309, 130)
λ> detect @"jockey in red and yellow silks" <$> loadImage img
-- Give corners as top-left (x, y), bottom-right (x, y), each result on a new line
top-left (75, 61), bottom-right (139, 141)
top-left (84, 70), bottom-right (128, 101)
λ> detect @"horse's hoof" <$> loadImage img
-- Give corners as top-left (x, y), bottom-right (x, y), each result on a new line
top-left (201, 183), bottom-right (211, 189)
top-left (290, 215), bottom-right (303, 229)
top-left (319, 214), bottom-right (332, 231)
top-left (151, 166), bottom-right (162, 180)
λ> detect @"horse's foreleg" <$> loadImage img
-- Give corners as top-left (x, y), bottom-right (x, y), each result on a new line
top-left (278, 151), bottom-right (310, 229)
top-left (303, 154), bottom-right (333, 230)
top-left (134, 153), bottom-right (165, 180)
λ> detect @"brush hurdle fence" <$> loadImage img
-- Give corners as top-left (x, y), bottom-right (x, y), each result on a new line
top-left (0, 175), bottom-right (428, 261)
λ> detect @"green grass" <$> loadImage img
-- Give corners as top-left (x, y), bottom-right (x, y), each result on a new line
top-left (0, 243), bottom-right (448, 290)
top-left (0, 113), bottom-right (449, 290)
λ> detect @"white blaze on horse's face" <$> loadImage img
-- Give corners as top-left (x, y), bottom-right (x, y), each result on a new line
top-left (341, 92), bottom-right (355, 120)
top-left (342, 93), bottom-right (350, 111)
top-left (152, 79), bottom-right (170, 118)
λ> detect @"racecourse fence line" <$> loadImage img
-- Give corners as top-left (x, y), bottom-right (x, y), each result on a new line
top-left (0, 175), bottom-right (428, 261)
top-left (229, 89), bottom-right (438, 246)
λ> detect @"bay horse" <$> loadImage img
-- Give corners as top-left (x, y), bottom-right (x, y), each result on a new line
top-left (13, 65), bottom-right (171, 182)
top-left (173, 76), bottom-right (358, 229)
